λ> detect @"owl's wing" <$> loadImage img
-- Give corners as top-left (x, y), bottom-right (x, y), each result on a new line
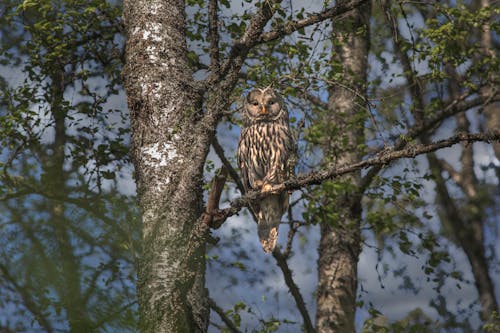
top-left (237, 129), bottom-right (251, 193)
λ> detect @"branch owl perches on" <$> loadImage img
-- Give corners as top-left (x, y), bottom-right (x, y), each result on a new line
top-left (238, 87), bottom-right (296, 253)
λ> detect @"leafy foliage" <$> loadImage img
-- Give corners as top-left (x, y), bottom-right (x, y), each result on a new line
top-left (0, 0), bottom-right (138, 331)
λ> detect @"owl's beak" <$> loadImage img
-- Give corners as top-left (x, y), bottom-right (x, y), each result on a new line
top-left (260, 106), bottom-right (267, 114)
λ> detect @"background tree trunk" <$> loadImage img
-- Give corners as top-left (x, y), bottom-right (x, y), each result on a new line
top-left (122, 1), bottom-right (210, 331)
top-left (315, 1), bottom-right (371, 332)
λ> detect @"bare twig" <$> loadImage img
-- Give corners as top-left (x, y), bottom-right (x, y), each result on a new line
top-left (381, 0), bottom-right (425, 126)
top-left (273, 250), bottom-right (316, 333)
top-left (360, 88), bottom-right (499, 191)
top-left (301, 91), bottom-right (328, 110)
top-left (212, 136), bottom-right (245, 194)
top-left (0, 263), bottom-right (54, 332)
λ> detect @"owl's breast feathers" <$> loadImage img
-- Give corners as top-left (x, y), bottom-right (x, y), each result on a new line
top-left (238, 122), bottom-right (293, 191)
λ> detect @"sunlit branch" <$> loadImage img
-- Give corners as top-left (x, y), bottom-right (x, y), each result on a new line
top-left (202, 166), bottom-right (228, 226)
top-left (259, 0), bottom-right (369, 43)
top-left (208, 131), bottom-right (499, 226)
top-left (273, 250), bottom-right (316, 333)
top-left (437, 157), bottom-right (463, 186)
top-left (208, 298), bottom-right (243, 333)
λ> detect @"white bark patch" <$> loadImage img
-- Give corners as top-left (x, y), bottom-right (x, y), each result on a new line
top-left (132, 27), bottom-right (140, 36)
top-left (145, 45), bottom-right (159, 62)
top-left (142, 22), bottom-right (163, 42)
top-left (140, 80), bottom-right (163, 102)
top-left (142, 142), bottom-right (178, 167)
top-left (150, 2), bottom-right (163, 15)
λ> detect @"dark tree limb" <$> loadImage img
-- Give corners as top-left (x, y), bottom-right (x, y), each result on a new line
top-left (360, 88), bottom-right (499, 191)
top-left (273, 250), bottom-right (316, 333)
top-left (208, 0), bottom-right (220, 73)
top-left (208, 298), bottom-right (243, 333)
top-left (209, 0), bottom-right (279, 87)
top-left (202, 167), bottom-right (228, 226)
top-left (204, 0), bottom-right (370, 90)
top-left (209, 131), bottom-right (499, 227)
top-left (259, 0), bottom-right (369, 43)
top-left (212, 135), bottom-right (245, 194)
top-left (0, 263), bottom-right (54, 333)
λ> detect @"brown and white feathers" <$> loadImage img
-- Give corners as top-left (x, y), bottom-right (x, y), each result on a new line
top-left (237, 87), bottom-right (294, 253)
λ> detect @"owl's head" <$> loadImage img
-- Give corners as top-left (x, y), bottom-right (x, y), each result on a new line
top-left (243, 87), bottom-right (288, 125)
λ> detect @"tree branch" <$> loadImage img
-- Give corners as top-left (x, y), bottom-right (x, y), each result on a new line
top-left (212, 135), bottom-right (245, 194)
top-left (202, 167), bottom-right (227, 226)
top-left (211, 131), bottom-right (499, 225)
top-left (437, 157), bottom-right (463, 186)
top-left (360, 87), bottom-right (499, 191)
top-left (381, 0), bottom-right (425, 126)
top-left (0, 263), bottom-right (54, 333)
top-left (208, 0), bottom-right (279, 87)
top-left (259, 0), bottom-right (369, 43)
top-left (208, 298), bottom-right (243, 333)
top-left (273, 250), bottom-right (316, 333)
top-left (208, 0), bottom-right (220, 73)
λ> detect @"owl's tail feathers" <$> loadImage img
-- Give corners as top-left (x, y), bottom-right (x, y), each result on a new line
top-left (257, 195), bottom-right (284, 253)
top-left (258, 224), bottom-right (278, 253)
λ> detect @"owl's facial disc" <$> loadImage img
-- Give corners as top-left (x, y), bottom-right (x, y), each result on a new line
top-left (245, 88), bottom-right (283, 121)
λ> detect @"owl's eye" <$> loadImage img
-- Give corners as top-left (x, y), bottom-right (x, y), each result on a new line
top-left (268, 100), bottom-right (276, 106)
top-left (251, 101), bottom-right (259, 106)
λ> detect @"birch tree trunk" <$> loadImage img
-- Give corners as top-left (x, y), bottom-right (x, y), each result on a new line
top-left (122, 1), bottom-right (210, 331)
top-left (315, 2), bottom-right (370, 332)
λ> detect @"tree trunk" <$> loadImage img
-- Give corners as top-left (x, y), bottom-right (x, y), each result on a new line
top-left (315, 2), bottom-right (370, 332)
top-left (45, 70), bottom-right (93, 333)
top-left (122, 1), bottom-right (210, 331)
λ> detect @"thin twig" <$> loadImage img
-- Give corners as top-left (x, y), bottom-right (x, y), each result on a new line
top-left (273, 250), bottom-right (316, 333)
top-left (212, 135), bottom-right (245, 194)
top-left (360, 89), bottom-right (499, 191)
top-left (208, 298), bottom-right (243, 333)
top-left (259, 0), bottom-right (369, 43)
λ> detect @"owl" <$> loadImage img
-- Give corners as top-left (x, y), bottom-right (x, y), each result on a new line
top-left (237, 87), bottom-right (295, 253)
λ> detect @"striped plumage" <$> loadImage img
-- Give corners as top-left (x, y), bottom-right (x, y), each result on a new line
top-left (237, 87), bottom-right (294, 253)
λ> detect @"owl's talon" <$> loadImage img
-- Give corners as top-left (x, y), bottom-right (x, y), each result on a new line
top-left (261, 183), bottom-right (273, 193)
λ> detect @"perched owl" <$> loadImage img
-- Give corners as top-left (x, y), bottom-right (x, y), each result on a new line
top-left (237, 87), bottom-right (295, 253)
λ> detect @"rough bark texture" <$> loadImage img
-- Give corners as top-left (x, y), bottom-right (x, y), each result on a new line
top-left (315, 2), bottom-right (370, 332)
top-left (122, 1), bottom-right (209, 331)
